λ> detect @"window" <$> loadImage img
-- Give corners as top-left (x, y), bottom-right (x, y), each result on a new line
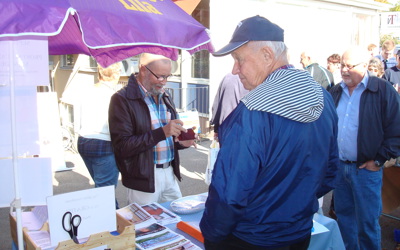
top-left (89, 57), bottom-right (97, 68)
top-left (192, 50), bottom-right (209, 79)
top-left (191, 0), bottom-right (210, 79)
top-left (61, 54), bottom-right (75, 67)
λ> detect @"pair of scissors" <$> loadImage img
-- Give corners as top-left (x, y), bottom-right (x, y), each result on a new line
top-left (62, 211), bottom-right (81, 244)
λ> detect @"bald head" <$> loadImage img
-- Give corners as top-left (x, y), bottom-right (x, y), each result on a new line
top-left (342, 47), bottom-right (371, 65)
top-left (139, 53), bottom-right (171, 67)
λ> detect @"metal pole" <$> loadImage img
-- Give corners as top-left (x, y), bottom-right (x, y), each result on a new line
top-left (9, 39), bottom-right (24, 250)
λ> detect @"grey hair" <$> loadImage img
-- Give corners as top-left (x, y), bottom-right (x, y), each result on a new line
top-left (249, 41), bottom-right (288, 60)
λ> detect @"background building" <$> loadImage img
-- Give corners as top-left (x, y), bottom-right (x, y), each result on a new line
top-left (49, 0), bottom-right (390, 142)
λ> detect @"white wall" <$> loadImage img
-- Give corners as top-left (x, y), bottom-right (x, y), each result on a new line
top-left (209, 0), bottom-right (386, 106)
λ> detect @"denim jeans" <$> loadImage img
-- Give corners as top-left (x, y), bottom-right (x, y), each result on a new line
top-left (79, 153), bottom-right (120, 208)
top-left (334, 161), bottom-right (382, 250)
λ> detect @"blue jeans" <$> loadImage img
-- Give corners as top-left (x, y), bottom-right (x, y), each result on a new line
top-left (334, 161), bottom-right (382, 250)
top-left (79, 153), bottom-right (120, 208)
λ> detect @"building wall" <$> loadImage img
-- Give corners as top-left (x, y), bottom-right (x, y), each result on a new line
top-left (50, 0), bottom-right (389, 136)
top-left (209, 0), bottom-right (387, 104)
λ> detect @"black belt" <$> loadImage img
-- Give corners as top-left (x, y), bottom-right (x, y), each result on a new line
top-left (341, 160), bottom-right (357, 164)
top-left (156, 162), bottom-right (171, 168)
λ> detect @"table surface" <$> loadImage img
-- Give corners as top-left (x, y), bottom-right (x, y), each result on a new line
top-left (163, 200), bottom-right (345, 250)
top-left (12, 200), bottom-right (345, 250)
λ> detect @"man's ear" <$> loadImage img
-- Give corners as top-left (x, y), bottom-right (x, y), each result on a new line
top-left (261, 46), bottom-right (274, 64)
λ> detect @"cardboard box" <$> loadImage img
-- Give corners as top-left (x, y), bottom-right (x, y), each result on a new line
top-left (10, 211), bottom-right (135, 250)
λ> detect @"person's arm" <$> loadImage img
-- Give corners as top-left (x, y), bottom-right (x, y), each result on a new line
top-left (108, 93), bottom-right (166, 158)
top-left (316, 93), bottom-right (339, 198)
top-left (200, 111), bottom-right (263, 242)
top-left (378, 82), bottom-right (400, 161)
top-left (317, 122), bottom-right (339, 198)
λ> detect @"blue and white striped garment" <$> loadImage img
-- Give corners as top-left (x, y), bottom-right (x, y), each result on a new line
top-left (242, 66), bottom-right (324, 123)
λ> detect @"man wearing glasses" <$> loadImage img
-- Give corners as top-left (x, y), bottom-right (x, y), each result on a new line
top-left (329, 47), bottom-right (400, 250)
top-left (108, 53), bottom-right (195, 205)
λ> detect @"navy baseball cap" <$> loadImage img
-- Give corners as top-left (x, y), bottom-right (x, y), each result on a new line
top-left (213, 15), bottom-right (284, 57)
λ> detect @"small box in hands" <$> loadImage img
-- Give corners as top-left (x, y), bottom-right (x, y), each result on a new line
top-left (178, 128), bottom-right (196, 141)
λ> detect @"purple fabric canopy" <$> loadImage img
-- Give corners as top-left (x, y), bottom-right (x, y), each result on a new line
top-left (0, 0), bottom-right (213, 67)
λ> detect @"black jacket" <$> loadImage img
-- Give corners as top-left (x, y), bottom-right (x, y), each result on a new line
top-left (329, 73), bottom-right (400, 166)
top-left (108, 74), bottom-right (183, 193)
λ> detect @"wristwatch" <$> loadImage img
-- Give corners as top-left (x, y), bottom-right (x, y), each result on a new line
top-left (374, 160), bottom-right (383, 168)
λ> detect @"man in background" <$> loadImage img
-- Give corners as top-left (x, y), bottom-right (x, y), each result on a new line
top-left (109, 53), bottom-right (194, 205)
top-left (330, 47), bottom-right (400, 249)
top-left (383, 49), bottom-right (400, 86)
top-left (376, 39), bottom-right (397, 70)
top-left (301, 50), bottom-right (334, 90)
top-left (78, 62), bottom-right (122, 208)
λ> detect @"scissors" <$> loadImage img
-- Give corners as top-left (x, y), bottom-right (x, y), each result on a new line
top-left (62, 211), bottom-right (81, 244)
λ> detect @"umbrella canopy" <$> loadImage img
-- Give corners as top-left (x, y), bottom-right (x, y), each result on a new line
top-left (0, 0), bottom-right (213, 67)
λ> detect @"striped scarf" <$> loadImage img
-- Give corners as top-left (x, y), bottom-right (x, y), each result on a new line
top-left (242, 65), bottom-right (324, 123)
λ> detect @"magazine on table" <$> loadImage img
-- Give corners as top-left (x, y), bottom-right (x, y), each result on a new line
top-left (141, 202), bottom-right (181, 225)
top-left (118, 202), bottom-right (200, 250)
top-left (116, 202), bottom-right (157, 228)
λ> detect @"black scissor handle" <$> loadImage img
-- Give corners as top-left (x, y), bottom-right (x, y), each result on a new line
top-left (62, 212), bottom-right (73, 238)
top-left (71, 214), bottom-right (81, 237)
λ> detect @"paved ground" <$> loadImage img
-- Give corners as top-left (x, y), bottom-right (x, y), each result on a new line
top-left (1, 138), bottom-right (400, 249)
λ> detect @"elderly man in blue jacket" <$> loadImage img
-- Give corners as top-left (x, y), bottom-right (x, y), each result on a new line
top-left (330, 47), bottom-right (400, 250)
top-left (200, 15), bottom-right (339, 250)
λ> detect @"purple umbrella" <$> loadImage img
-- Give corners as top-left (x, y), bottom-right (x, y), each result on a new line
top-left (0, 0), bottom-right (214, 67)
top-left (1, 1), bottom-right (213, 248)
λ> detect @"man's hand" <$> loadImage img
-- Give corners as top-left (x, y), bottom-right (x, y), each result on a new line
top-left (359, 160), bottom-right (381, 171)
top-left (162, 119), bottom-right (187, 138)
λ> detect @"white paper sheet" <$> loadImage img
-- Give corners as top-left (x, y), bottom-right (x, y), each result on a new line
top-left (37, 92), bottom-right (66, 171)
top-left (0, 157), bottom-right (53, 207)
top-left (47, 186), bottom-right (116, 246)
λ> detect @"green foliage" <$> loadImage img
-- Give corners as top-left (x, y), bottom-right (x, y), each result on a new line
top-left (389, 5), bottom-right (400, 11)
top-left (380, 34), bottom-right (400, 46)
top-left (389, 0), bottom-right (400, 11)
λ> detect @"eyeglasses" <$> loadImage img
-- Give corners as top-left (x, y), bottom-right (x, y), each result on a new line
top-left (144, 65), bottom-right (171, 81)
top-left (340, 62), bottom-right (363, 70)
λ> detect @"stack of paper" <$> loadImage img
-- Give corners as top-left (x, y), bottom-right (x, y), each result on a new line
top-left (118, 202), bottom-right (200, 250)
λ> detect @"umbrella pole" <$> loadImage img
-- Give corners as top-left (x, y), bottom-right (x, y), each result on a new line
top-left (8, 40), bottom-right (24, 250)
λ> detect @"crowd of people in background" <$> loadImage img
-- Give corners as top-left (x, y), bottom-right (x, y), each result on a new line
top-left (207, 23), bottom-right (400, 249)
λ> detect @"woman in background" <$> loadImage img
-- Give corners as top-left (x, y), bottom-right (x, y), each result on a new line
top-left (77, 62), bottom-right (122, 209)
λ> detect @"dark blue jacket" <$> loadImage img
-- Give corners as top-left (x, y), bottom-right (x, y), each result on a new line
top-left (200, 89), bottom-right (338, 247)
top-left (329, 73), bottom-right (400, 165)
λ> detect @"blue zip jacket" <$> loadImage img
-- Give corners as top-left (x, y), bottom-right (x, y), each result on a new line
top-left (329, 73), bottom-right (400, 165)
top-left (200, 69), bottom-right (339, 248)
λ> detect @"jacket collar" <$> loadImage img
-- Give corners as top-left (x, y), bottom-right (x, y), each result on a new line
top-left (365, 71), bottom-right (379, 93)
top-left (336, 71), bottom-right (379, 93)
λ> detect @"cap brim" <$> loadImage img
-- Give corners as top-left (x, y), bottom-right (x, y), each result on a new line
top-left (212, 41), bottom-right (249, 57)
